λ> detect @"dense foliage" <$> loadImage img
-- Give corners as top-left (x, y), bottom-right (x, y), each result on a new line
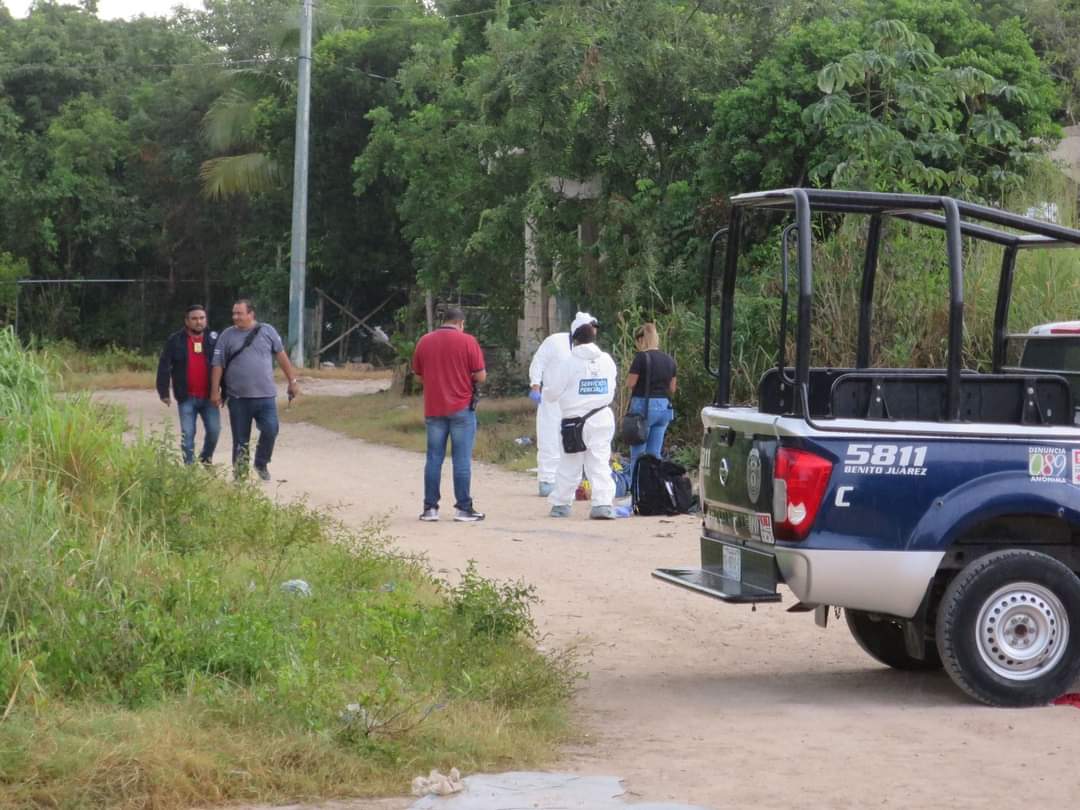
top-left (0, 0), bottom-right (1076, 374)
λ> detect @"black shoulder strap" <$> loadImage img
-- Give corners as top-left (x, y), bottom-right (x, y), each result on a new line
top-left (643, 350), bottom-right (651, 405)
top-left (582, 405), bottom-right (606, 422)
top-left (224, 324), bottom-right (263, 372)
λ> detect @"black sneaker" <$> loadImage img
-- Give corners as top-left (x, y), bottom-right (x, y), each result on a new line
top-left (254, 466), bottom-right (272, 482)
top-left (419, 508), bottom-right (439, 522)
top-left (454, 507), bottom-right (485, 522)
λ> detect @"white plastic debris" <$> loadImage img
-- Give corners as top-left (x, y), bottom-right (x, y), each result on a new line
top-left (408, 773), bottom-right (710, 809)
top-left (280, 579), bottom-right (312, 597)
top-left (411, 768), bottom-right (465, 797)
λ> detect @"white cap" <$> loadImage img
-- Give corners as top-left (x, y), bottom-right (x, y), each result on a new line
top-left (570, 311), bottom-right (598, 335)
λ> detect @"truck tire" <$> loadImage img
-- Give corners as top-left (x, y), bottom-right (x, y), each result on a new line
top-left (936, 549), bottom-right (1080, 707)
top-left (845, 609), bottom-right (942, 670)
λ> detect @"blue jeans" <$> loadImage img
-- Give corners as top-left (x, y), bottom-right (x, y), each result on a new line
top-left (628, 396), bottom-right (674, 471)
top-left (424, 407), bottom-right (477, 511)
top-left (227, 396), bottom-right (279, 469)
top-left (177, 396), bottom-right (220, 464)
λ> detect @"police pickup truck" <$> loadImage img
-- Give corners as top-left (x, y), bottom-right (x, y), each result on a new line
top-left (655, 189), bottom-right (1080, 707)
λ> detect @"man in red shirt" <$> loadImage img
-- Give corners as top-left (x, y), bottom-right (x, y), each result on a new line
top-left (412, 307), bottom-right (487, 522)
top-left (156, 305), bottom-right (221, 465)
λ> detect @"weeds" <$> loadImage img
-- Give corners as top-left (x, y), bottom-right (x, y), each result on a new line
top-left (451, 562), bottom-right (538, 641)
top-left (0, 329), bottom-right (576, 809)
top-left (283, 391), bottom-right (539, 473)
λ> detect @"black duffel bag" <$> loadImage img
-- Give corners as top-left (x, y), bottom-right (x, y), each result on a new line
top-left (632, 454), bottom-right (693, 516)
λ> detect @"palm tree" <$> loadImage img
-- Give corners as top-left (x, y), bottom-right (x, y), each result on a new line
top-left (199, 75), bottom-right (289, 199)
top-left (197, 0), bottom-right (433, 198)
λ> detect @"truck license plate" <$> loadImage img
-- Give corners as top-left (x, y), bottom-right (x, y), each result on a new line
top-left (722, 545), bottom-right (741, 582)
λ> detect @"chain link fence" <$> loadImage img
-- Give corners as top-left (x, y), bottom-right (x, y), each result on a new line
top-left (3, 279), bottom-right (243, 354)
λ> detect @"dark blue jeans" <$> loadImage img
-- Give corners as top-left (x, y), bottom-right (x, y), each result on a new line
top-left (177, 396), bottom-right (220, 464)
top-left (227, 396), bottom-right (279, 469)
top-left (424, 407), bottom-right (477, 511)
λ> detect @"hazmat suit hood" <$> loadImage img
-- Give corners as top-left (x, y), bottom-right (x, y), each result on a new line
top-left (571, 342), bottom-right (604, 360)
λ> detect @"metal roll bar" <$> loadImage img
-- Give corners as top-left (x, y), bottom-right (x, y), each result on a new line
top-left (710, 189), bottom-right (1080, 419)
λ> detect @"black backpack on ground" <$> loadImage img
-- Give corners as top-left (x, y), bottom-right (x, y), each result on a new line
top-left (631, 454), bottom-right (693, 516)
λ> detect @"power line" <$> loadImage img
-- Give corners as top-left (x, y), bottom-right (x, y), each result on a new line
top-left (321, 0), bottom-right (551, 23)
top-left (0, 1), bottom-right (555, 73)
top-left (0, 57), bottom-right (295, 71)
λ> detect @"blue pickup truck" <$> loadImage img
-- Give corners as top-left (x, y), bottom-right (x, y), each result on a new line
top-left (655, 189), bottom-right (1080, 707)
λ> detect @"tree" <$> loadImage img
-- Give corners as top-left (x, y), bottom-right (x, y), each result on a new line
top-left (1024, 0), bottom-right (1080, 123)
top-left (700, 15), bottom-right (859, 195)
top-left (702, 0), bottom-right (1059, 199)
top-left (805, 18), bottom-right (1051, 200)
top-left (359, 0), bottom-right (747, 335)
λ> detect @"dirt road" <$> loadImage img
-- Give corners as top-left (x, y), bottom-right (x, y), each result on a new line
top-left (107, 389), bottom-right (1080, 810)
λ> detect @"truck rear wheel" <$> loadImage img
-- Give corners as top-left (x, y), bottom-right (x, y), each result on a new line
top-left (936, 549), bottom-right (1080, 707)
top-left (845, 609), bottom-right (942, 670)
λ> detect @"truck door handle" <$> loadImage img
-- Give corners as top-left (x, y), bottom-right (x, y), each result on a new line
top-left (709, 425), bottom-right (736, 446)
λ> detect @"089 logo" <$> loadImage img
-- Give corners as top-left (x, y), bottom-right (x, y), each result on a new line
top-left (1029, 446), bottom-right (1068, 483)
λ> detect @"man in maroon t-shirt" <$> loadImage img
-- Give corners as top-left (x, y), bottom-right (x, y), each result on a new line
top-left (412, 307), bottom-right (487, 522)
top-left (156, 305), bottom-right (221, 465)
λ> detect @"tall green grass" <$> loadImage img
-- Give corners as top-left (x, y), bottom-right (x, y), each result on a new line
top-left (808, 166), bottom-right (1080, 372)
top-left (0, 329), bottom-right (575, 809)
top-left (37, 339), bottom-right (157, 374)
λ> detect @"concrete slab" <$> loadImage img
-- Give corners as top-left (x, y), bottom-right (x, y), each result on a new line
top-left (409, 772), bottom-right (710, 810)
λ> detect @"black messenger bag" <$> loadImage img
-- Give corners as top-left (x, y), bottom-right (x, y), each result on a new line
top-left (620, 351), bottom-right (651, 445)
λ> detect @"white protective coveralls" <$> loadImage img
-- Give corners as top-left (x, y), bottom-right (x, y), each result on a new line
top-left (542, 340), bottom-right (617, 508)
top-left (528, 331), bottom-right (571, 485)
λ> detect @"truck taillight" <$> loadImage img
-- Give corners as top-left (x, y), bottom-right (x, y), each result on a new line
top-left (772, 448), bottom-right (833, 541)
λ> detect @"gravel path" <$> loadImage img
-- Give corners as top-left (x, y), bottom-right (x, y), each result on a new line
top-left (105, 389), bottom-right (1080, 810)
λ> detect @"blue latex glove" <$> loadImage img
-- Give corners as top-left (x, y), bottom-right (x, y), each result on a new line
top-left (528, 389), bottom-right (543, 405)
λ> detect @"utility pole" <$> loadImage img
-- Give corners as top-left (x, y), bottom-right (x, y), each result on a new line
top-left (288, 0), bottom-right (314, 367)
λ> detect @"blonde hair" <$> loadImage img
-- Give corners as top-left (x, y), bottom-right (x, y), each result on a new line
top-left (634, 322), bottom-right (660, 351)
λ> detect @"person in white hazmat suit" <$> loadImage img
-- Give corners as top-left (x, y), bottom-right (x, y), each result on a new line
top-left (528, 328), bottom-right (574, 497)
top-left (542, 312), bottom-right (617, 520)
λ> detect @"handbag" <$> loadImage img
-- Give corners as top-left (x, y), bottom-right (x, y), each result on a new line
top-left (620, 350), bottom-right (651, 445)
top-left (220, 324), bottom-right (263, 404)
top-left (561, 407), bottom-right (606, 454)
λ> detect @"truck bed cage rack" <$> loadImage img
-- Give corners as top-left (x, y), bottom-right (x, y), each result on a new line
top-left (710, 189), bottom-right (1080, 424)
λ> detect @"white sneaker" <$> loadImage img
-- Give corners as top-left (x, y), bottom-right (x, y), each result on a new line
top-left (454, 508), bottom-right (486, 522)
top-left (589, 505), bottom-right (615, 520)
top-left (419, 508), bottom-right (439, 522)
top-left (538, 481), bottom-right (555, 497)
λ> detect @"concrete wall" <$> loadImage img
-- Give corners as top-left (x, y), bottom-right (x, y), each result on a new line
top-left (517, 176), bottom-right (602, 362)
top-left (1050, 125), bottom-right (1080, 185)
top-left (517, 218), bottom-right (558, 360)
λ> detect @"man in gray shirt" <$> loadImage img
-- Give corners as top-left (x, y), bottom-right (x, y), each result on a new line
top-left (210, 299), bottom-right (301, 480)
